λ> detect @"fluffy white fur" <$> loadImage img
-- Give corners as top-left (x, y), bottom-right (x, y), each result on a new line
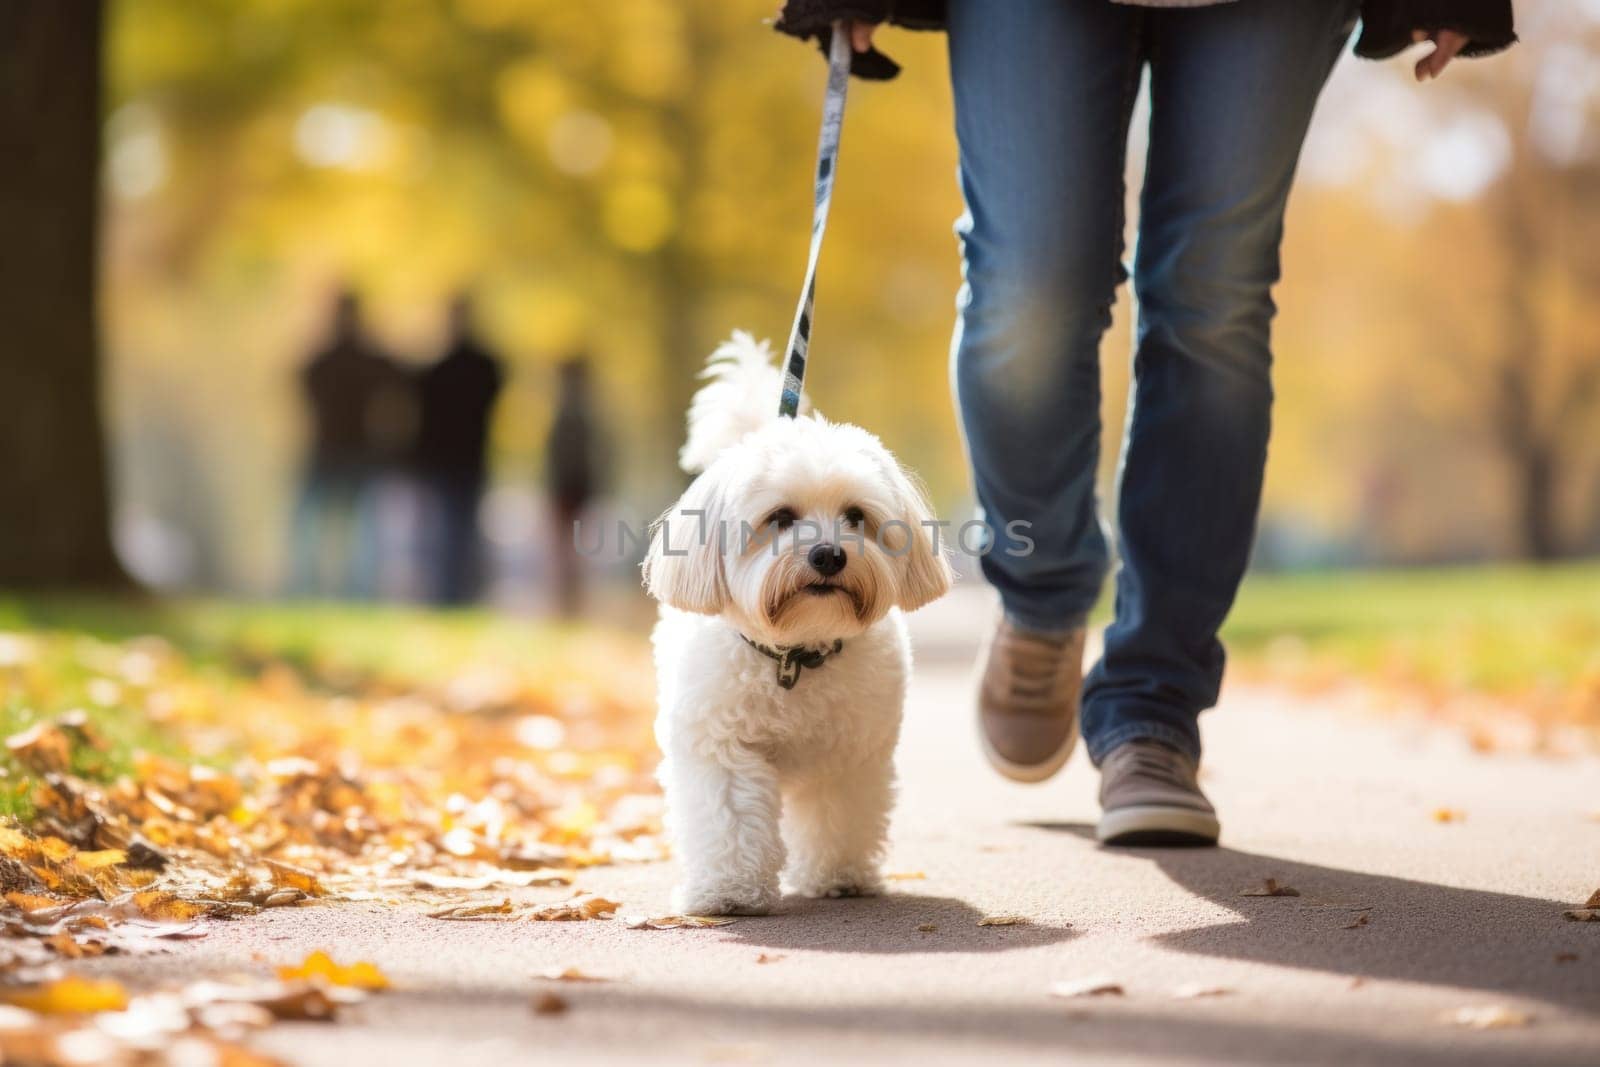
top-left (643, 332), bottom-right (952, 915)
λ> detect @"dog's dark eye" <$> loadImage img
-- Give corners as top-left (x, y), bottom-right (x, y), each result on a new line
top-left (842, 506), bottom-right (865, 528)
top-left (767, 507), bottom-right (797, 531)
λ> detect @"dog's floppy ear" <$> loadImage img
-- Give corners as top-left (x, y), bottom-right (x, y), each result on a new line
top-left (886, 463), bottom-right (953, 612)
top-left (642, 471), bottom-right (729, 615)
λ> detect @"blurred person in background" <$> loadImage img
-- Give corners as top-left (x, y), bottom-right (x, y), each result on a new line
top-left (545, 356), bottom-right (606, 618)
top-left (776, 1), bottom-right (1515, 846)
top-left (290, 288), bottom-right (412, 599)
top-left (412, 293), bottom-right (505, 606)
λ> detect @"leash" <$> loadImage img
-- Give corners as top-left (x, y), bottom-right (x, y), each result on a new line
top-left (779, 21), bottom-right (852, 418)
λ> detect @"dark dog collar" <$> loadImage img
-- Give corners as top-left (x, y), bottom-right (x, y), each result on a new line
top-left (741, 635), bottom-right (844, 690)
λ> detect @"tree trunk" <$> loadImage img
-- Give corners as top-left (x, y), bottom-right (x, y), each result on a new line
top-left (0, 1), bottom-right (130, 590)
top-left (1515, 441), bottom-right (1563, 562)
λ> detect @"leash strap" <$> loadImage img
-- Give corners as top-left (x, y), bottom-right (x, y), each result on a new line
top-left (779, 22), bottom-right (852, 418)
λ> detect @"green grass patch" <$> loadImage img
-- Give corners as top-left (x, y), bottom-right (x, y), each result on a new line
top-left (1222, 561), bottom-right (1600, 699)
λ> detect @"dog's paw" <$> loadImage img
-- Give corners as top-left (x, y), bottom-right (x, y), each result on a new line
top-left (819, 883), bottom-right (879, 899)
top-left (674, 882), bottom-right (777, 917)
top-left (789, 870), bottom-right (883, 900)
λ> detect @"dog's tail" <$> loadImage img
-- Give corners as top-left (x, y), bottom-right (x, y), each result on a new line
top-left (678, 331), bottom-right (811, 474)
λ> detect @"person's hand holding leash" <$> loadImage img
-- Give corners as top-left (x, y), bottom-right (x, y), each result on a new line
top-left (1413, 27), bottom-right (1470, 80)
top-left (843, 18), bottom-right (877, 54)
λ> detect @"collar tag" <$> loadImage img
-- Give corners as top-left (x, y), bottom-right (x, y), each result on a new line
top-left (742, 636), bottom-right (844, 689)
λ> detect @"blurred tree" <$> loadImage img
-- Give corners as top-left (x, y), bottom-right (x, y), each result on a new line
top-left (99, 0), bottom-right (968, 588)
top-left (93, 0), bottom-right (1598, 586)
top-left (0, 1), bottom-right (130, 589)
top-left (1417, 17), bottom-right (1600, 560)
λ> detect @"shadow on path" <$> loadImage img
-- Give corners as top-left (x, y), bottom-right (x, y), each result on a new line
top-left (715, 890), bottom-right (1077, 955)
top-left (284, 984), bottom-right (1599, 1067)
top-left (1026, 822), bottom-right (1599, 1014)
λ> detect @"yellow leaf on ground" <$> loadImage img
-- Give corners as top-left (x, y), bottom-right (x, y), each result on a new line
top-left (977, 915), bottom-right (1028, 927)
top-left (1, 976), bottom-right (129, 1014)
top-left (1240, 878), bottom-right (1300, 898)
top-left (4, 891), bottom-right (63, 917)
top-left (530, 895), bottom-right (619, 921)
top-left (412, 869), bottom-right (571, 891)
top-left (5, 723), bottom-right (72, 774)
top-left (277, 950), bottom-right (390, 991)
top-left (1584, 889), bottom-right (1600, 909)
top-left (535, 966), bottom-right (609, 982)
top-left (43, 931), bottom-right (102, 958)
top-left (37, 837), bottom-right (75, 863)
top-left (1443, 1005), bottom-right (1532, 1029)
top-left (131, 890), bottom-right (208, 922)
top-left (1432, 808), bottom-right (1465, 823)
top-left (624, 914), bottom-right (737, 930)
top-left (886, 871), bottom-right (926, 881)
top-left (428, 899), bottom-right (515, 920)
top-left (264, 860), bottom-right (327, 898)
top-left (74, 849), bottom-right (127, 870)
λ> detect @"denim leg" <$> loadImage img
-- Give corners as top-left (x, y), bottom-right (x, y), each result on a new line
top-left (947, 0), bottom-right (1145, 634)
top-left (1082, 0), bottom-right (1359, 764)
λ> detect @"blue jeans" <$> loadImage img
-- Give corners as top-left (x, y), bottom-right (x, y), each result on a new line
top-left (949, 0), bottom-right (1357, 763)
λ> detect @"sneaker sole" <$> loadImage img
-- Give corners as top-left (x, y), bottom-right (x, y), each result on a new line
top-left (1097, 804), bottom-right (1220, 847)
top-left (979, 716), bottom-right (1079, 785)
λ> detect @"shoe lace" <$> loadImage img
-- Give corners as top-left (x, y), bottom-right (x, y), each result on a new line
top-left (1117, 743), bottom-right (1193, 789)
top-left (998, 627), bottom-right (1075, 702)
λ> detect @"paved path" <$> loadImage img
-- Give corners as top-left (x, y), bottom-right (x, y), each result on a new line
top-left (97, 597), bottom-right (1600, 1065)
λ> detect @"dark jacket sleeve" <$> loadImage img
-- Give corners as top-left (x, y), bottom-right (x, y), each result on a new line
top-left (773, 0), bottom-right (947, 80)
top-left (774, 1), bottom-right (1514, 79)
top-left (1354, 0), bottom-right (1516, 59)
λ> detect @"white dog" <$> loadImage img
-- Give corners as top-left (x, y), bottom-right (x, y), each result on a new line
top-left (643, 333), bottom-right (952, 916)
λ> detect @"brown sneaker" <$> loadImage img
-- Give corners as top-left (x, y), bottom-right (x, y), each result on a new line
top-left (1096, 740), bottom-right (1220, 846)
top-left (977, 619), bottom-right (1084, 783)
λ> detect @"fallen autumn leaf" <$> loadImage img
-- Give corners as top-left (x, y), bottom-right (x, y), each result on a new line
top-left (277, 950), bottom-right (391, 991)
top-left (529, 895), bottom-right (620, 921)
top-left (427, 899), bottom-right (515, 920)
top-left (1049, 977), bottom-right (1124, 999)
top-left (623, 914), bottom-right (736, 930)
top-left (1172, 983), bottom-right (1232, 999)
top-left (0, 977), bottom-right (129, 1015)
top-left (532, 992), bottom-right (568, 1015)
top-left (535, 966), bottom-right (610, 982)
top-left (1443, 1005), bottom-right (1533, 1029)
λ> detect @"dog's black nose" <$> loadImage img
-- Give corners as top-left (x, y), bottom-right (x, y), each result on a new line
top-left (808, 543), bottom-right (847, 577)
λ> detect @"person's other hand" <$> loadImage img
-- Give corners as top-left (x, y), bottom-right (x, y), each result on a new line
top-left (845, 19), bottom-right (878, 54)
top-left (1412, 28), bottom-right (1468, 82)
